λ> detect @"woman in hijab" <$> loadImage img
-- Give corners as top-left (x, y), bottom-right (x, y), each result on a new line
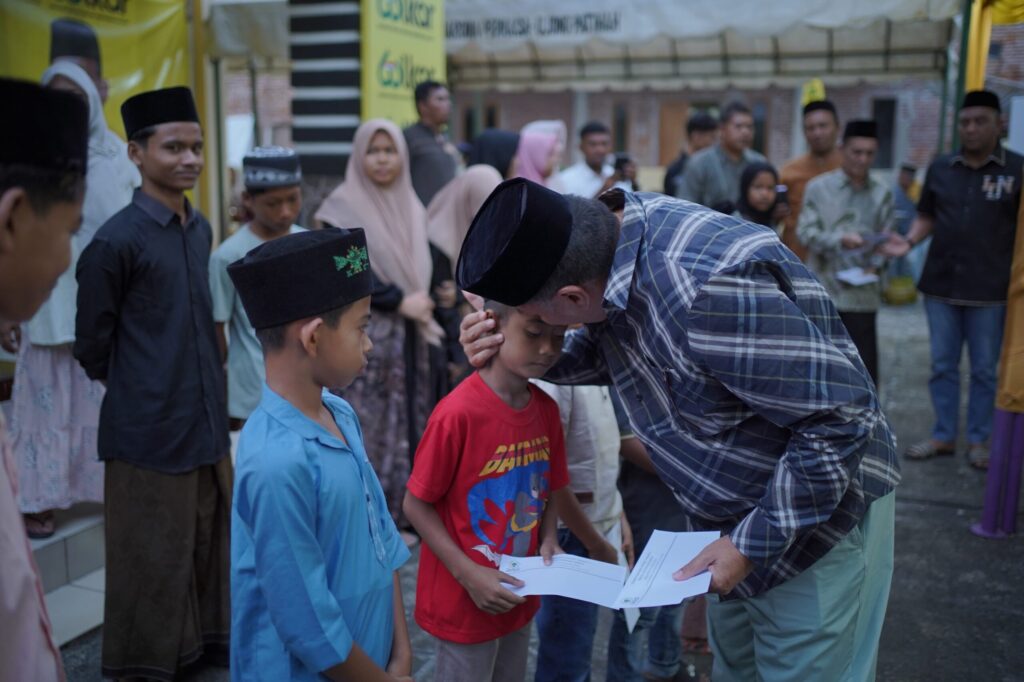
top-left (426, 164), bottom-right (503, 387)
top-left (514, 130), bottom-right (561, 186)
top-left (734, 161), bottom-right (780, 228)
top-left (5, 61), bottom-right (139, 538)
top-left (521, 120), bottom-right (567, 191)
top-left (315, 119), bottom-right (444, 525)
top-left (467, 129), bottom-right (520, 179)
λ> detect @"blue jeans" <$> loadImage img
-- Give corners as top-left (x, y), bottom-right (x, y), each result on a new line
top-left (924, 297), bottom-right (1006, 444)
top-left (607, 602), bottom-right (684, 681)
top-left (534, 529), bottom-right (599, 682)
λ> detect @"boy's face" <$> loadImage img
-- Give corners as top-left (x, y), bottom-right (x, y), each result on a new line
top-left (495, 310), bottom-right (566, 379)
top-left (244, 186), bottom-right (302, 235)
top-left (314, 296), bottom-right (373, 389)
top-left (0, 186), bottom-right (82, 323)
top-left (129, 122), bottom-right (204, 193)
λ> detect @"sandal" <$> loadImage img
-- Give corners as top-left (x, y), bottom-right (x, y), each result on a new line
top-left (905, 440), bottom-right (955, 461)
top-left (967, 443), bottom-right (990, 471)
top-left (24, 511), bottom-right (55, 540)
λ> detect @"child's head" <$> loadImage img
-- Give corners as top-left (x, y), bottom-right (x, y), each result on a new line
top-left (242, 146), bottom-right (303, 235)
top-left (121, 87), bottom-right (203, 193)
top-left (741, 162), bottom-right (778, 215)
top-left (486, 301), bottom-right (566, 380)
top-left (255, 297), bottom-right (372, 389)
top-left (0, 78), bottom-right (88, 324)
top-left (229, 228), bottom-right (375, 389)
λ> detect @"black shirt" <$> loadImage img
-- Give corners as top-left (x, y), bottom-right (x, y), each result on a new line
top-left (917, 146), bottom-right (1023, 304)
top-left (663, 152), bottom-right (689, 196)
top-left (74, 190), bottom-right (229, 473)
top-left (404, 122), bottom-right (457, 206)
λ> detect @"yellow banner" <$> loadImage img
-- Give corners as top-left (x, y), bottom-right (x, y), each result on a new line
top-left (361, 0), bottom-right (446, 127)
top-left (801, 78), bottom-right (827, 107)
top-left (0, 0), bottom-right (190, 140)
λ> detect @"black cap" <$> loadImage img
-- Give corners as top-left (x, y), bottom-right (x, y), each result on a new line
top-left (961, 90), bottom-right (1001, 112)
top-left (802, 99), bottom-right (837, 118)
top-left (120, 86), bottom-right (199, 140)
top-left (0, 77), bottom-right (88, 173)
top-left (843, 119), bottom-right (878, 140)
top-left (243, 146), bottom-right (302, 189)
top-left (899, 162), bottom-right (917, 173)
top-left (50, 18), bottom-right (101, 68)
top-left (227, 228), bottom-right (373, 330)
top-left (456, 178), bottom-right (572, 306)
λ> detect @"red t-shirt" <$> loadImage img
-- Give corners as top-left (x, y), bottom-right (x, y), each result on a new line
top-left (407, 372), bottom-right (569, 644)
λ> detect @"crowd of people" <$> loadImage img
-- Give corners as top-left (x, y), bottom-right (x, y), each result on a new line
top-left (0, 21), bottom-right (1021, 682)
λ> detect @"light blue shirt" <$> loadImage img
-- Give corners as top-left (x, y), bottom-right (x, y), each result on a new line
top-left (209, 225), bottom-right (305, 419)
top-left (231, 385), bottom-right (409, 680)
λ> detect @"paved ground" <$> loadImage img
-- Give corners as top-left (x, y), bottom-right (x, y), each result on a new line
top-left (61, 302), bottom-right (1024, 681)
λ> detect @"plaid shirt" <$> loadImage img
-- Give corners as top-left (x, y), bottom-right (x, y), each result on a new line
top-left (547, 192), bottom-right (900, 598)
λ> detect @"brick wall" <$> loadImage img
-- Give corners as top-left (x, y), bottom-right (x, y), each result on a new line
top-left (224, 68), bottom-right (294, 146)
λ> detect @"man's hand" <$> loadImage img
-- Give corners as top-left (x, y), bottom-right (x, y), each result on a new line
top-left (458, 563), bottom-right (526, 614)
top-left (459, 310), bottom-right (504, 368)
top-left (0, 323), bottom-right (20, 354)
top-left (673, 536), bottom-right (754, 595)
top-left (840, 232), bottom-right (866, 250)
top-left (539, 536), bottom-right (565, 565)
top-left (620, 513), bottom-right (635, 569)
top-left (879, 233), bottom-right (911, 258)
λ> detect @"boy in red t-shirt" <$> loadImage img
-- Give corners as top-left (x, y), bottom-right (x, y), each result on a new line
top-left (403, 303), bottom-right (571, 682)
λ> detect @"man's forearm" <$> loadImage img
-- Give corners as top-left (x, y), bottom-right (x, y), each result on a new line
top-left (905, 213), bottom-right (935, 245)
top-left (552, 487), bottom-right (604, 551)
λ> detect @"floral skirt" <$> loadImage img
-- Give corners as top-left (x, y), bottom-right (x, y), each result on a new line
top-left (10, 337), bottom-right (104, 512)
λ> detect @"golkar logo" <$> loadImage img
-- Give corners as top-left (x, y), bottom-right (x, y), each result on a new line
top-left (377, 0), bottom-right (435, 29)
top-left (53, 0), bottom-right (129, 15)
top-left (377, 51), bottom-right (437, 90)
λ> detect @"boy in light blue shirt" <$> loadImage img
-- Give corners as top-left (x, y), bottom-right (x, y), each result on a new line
top-left (228, 228), bottom-right (412, 681)
top-left (209, 146), bottom-right (305, 424)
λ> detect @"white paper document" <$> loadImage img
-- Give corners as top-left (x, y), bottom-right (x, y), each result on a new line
top-left (836, 267), bottom-right (879, 287)
top-left (498, 530), bottom-right (718, 609)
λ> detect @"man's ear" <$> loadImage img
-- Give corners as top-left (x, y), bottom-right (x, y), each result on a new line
top-left (555, 285), bottom-right (592, 311)
top-left (0, 188), bottom-right (28, 256)
top-left (127, 139), bottom-right (145, 169)
top-left (298, 317), bottom-right (324, 356)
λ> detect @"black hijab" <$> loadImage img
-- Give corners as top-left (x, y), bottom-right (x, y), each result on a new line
top-left (736, 162), bottom-right (779, 227)
top-left (468, 129), bottom-right (520, 179)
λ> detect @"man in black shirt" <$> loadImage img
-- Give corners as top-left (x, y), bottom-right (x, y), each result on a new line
top-left (662, 111), bottom-right (717, 196)
top-left (74, 86), bottom-right (231, 680)
top-left (404, 80), bottom-right (458, 206)
top-left (886, 90), bottom-right (1023, 469)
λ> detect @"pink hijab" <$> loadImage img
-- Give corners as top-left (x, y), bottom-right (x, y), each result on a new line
top-left (315, 119), bottom-right (432, 296)
top-left (514, 131), bottom-right (559, 184)
top-left (427, 164), bottom-right (503, 266)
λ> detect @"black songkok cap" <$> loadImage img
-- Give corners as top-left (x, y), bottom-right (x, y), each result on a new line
top-left (227, 228), bottom-right (372, 330)
top-left (802, 99), bottom-right (837, 118)
top-left (120, 86), bottom-right (200, 140)
top-left (961, 89), bottom-right (1001, 112)
top-left (843, 119), bottom-right (878, 140)
top-left (0, 77), bottom-right (88, 173)
top-left (50, 18), bottom-right (101, 68)
top-left (456, 178), bottom-right (572, 306)
top-left (243, 146), bottom-right (302, 190)
top-left (900, 162), bottom-right (917, 173)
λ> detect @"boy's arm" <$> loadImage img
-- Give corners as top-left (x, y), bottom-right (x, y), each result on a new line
top-left (322, 645), bottom-right (411, 682)
top-left (386, 572), bottom-right (412, 677)
top-left (537, 492), bottom-right (564, 564)
top-left (550, 487), bottom-right (617, 565)
top-left (402, 491), bottom-right (526, 615)
top-left (73, 238), bottom-right (124, 382)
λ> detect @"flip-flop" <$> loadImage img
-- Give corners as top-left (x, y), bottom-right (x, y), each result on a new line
top-left (24, 511), bottom-right (55, 540)
top-left (967, 444), bottom-right (990, 471)
top-left (905, 440), bottom-right (956, 460)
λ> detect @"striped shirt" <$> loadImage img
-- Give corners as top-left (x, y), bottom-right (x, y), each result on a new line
top-left (547, 192), bottom-right (900, 598)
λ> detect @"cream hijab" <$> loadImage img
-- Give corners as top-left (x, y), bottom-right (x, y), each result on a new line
top-left (315, 119), bottom-right (432, 296)
top-left (426, 164), bottom-right (503, 266)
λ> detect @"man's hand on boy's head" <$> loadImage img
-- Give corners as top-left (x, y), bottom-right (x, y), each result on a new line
top-left (458, 563), bottom-right (525, 615)
top-left (459, 309), bottom-right (504, 368)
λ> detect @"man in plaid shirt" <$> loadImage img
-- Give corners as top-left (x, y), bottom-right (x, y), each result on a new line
top-left (457, 179), bottom-right (899, 682)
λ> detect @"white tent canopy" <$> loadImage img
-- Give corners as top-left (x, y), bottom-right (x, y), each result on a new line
top-left (445, 0), bottom-right (962, 90)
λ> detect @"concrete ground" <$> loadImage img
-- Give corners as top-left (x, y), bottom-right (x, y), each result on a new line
top-left (61, 302), bottom-right (1024, 681)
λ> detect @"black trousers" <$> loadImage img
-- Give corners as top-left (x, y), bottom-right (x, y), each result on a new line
top-left (839, 310), bottom-right (879, 386)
